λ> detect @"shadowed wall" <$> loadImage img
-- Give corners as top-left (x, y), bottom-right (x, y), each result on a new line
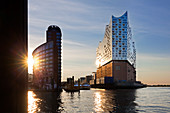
top-left (0, 0), bottom-right (27, 112)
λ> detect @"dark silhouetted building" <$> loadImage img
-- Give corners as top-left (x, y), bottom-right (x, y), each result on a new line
top-left (32, 25), bottom-right (62, 91)
top-left (86, 75), bottom-right (93, 84)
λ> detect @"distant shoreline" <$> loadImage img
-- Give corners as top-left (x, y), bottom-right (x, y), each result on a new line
top-left (147, 85), bottom-right (170, 87)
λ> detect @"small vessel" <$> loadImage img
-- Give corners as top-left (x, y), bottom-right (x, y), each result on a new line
top-left (81, 83), bottom-right (91, 90)
top-left (63, 76), bottom-right (80, 92)
top-left (64, 85), bottom-right (80, 92)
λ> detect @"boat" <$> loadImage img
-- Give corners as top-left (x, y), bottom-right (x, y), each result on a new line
top-left (63, 84), bottom-right (80, 92)
top-left (81, 83), bottom-right (91, 90)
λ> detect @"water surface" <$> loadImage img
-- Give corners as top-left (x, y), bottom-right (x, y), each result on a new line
top-left (28, 87), bottom-right (170, 113)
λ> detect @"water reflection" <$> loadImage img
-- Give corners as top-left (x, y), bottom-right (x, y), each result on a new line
top-left (28, 91), bottom-right (63, 113)
top-left (28, 89), bottom-right (137, 112)
top-left (94, 89), bottom-right (137, 113)
top-left (94, 92), bottom-right (103, 112)
top-left (28, 91), bottom-right (41, 113)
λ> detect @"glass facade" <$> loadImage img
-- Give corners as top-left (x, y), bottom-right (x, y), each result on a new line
top-left (33, 25), bottom-right (62, 90)
top-left (96, 12), bottom-right (136, 68)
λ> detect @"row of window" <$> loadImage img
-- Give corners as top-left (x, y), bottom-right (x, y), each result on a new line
top-left (112, 28), bottom-right (126, 31)
top-left (113, 42), bottom-right (127, 45)
top-left (33, 42), bottom-right (53, 55)
top-left (48, 32), bottom-right (60, 35)
top-left (112, 18), bottom-right (127, 23)
top-left (56, 39), bottom-right (61, 42)
top-left (56, 36), bottom-right (61, 39)
top-left (34, 49), bottom-right (53, 57)
top-left (113, 57), bottom-right (127, 60)
top-left (113, 47), bottom-right (127, 50)
top-left (56, 43), bottom-right (61, 46)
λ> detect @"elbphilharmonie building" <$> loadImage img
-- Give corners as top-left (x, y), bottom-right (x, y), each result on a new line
top-left (96, 12), bottom-right (136, 84)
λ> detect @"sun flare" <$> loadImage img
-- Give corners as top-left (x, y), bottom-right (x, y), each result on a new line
top-left (28, 50), bottom-right (34, 74)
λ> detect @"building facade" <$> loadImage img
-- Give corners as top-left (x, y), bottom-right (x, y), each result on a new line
top-left (96, 12), bottom-right (136, 84)
top-left (32, 25), bottom-right (62, 90)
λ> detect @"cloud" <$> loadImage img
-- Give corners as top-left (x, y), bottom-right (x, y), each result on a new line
top-left (63, 40), bottom-right (87, 47)
top-left (137, 53), bottom-right (170, 61)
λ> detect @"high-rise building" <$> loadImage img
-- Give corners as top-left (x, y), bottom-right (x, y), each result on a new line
top-left (96, 12), bottom-right (136, 84)
top-left (32, 25), bottom-right (62, 90)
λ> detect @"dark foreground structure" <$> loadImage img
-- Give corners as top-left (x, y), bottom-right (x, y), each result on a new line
top-left (0, 0), bottom-right (27, 112)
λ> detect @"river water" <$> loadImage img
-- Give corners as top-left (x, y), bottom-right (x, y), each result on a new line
top-left (28, 87), bottom-right (170, 113)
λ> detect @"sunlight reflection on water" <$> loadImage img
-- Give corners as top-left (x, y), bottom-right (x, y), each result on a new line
top-left (28, 87), bottom-right (170, 112)
top-left (28, 91), bottom-right (41, 113)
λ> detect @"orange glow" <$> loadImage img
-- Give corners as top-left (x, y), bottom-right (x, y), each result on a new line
top-left (28, 91), bottom-right (41, 113)
top-left (28, 50), bottom-right (34, 74)
top-left (27, 56), bottom-right (34, 69)
top-left (94, 92), bottom-right (103, 112)
top-left (33, 57), bottom-right (40, 69)
top-left (96, 59), bottom-right (101, 67)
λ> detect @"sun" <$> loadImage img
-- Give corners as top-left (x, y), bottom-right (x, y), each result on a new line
top-left (27, 49), bottom-right (34, 74)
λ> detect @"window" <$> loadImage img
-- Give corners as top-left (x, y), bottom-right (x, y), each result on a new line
top-left (56, 43), bottom-right (60, 45)
top-left (49, 42), bottom-right (53, 48)
top-left (49, 49), bottom-right (53, 52)
top-left (56, 36), bottom-right (60, 38)
top-left (56, 33), bottom-right (60, 35)
top-left (48, 32), bottom-right (51, 34)
top-left (116, 66), bottom-right (120, 70)
top-left (49, 53), bottom-right (53, 55)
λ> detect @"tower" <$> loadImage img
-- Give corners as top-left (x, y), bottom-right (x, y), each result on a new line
top-left (46, 25), bottom-right (62, 90)
top-left (33, 25), bottom-right (62, 90)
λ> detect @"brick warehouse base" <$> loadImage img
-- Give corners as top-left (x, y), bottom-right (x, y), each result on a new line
top-left (96, 60), bottom-right (136, 83)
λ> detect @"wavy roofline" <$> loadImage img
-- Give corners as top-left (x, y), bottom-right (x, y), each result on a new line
top-left (112, 11), bottom-right (127, 18)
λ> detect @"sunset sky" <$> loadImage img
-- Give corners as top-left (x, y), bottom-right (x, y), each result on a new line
top-left (28, 0), bottom-right (170, 85)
